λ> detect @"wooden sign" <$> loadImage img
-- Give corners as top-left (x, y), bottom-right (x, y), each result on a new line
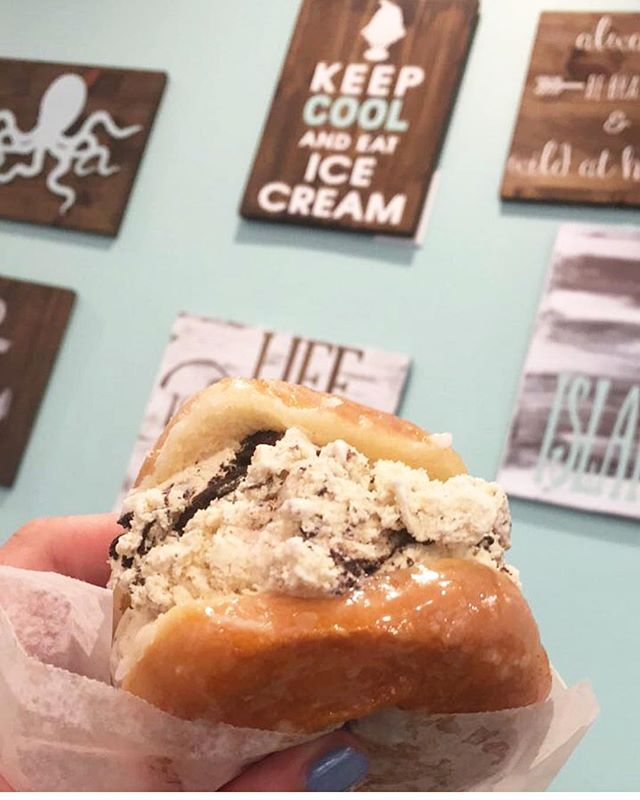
top-left (498, 225), bottom-right (640, 520)
top-left (117, 313), bottom-right (411, 501)
top-left (502, 13), bottom-right (640, 207)
top-left (0, 276), bottom-right (75, 487)
top-left (0, 59), bottom-right (166, 235)
top-left (241, 0), bottom-right (478, 237)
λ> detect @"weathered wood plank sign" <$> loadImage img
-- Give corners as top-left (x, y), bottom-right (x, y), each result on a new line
top-left (117, 313), bottom-right (411, 501)
top-left (241, 0), bottom-right (478, 237)
top-left (498, 225), bottom-right (640, 520)
top-left (502, 13), bottom-right (640, 207)
top-left (0, 275), bottom-right (75, 487)
top-left (0, 59), bottom-right (166, 235)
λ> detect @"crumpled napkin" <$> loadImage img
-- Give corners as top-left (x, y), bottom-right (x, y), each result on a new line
top-left (0, 566), bottom-right (598, 791)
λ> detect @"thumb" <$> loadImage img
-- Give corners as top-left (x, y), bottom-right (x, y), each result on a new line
top-left (221, 731), bottom-right (369, 792)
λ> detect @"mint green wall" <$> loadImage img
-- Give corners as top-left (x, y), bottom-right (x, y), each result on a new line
top-left (1, 0), bottom-right (638, 790)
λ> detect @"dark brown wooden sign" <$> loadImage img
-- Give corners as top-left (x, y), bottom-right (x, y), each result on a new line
top-left (0, 276), bottom-right (76, 486)
top-left (241, 0), bottom-right (478, 237)
top-left (0, 59), bottom-right (166, 235)
top-left (502, 13), bottom-right (640, 207)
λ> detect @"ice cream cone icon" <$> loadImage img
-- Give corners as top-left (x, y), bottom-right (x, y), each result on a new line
top-left (361, 0), bottom-right (407, 62)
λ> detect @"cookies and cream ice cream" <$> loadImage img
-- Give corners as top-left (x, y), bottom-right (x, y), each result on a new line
top-left (110, 379), bottom-right (551, 734)
top-left (109, 427), bottom-right (516, 616)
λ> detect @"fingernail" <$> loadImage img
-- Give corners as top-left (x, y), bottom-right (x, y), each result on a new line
top-left (306, 746), bottom-right (369, 792)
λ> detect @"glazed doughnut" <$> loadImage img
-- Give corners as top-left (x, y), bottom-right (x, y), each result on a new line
top-left (109, 378), bottom-right (551, 732)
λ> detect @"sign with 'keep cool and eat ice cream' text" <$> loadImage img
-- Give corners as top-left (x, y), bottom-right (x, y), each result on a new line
top-left (502, 13), bottom-right (640, 207)
top-left (241, 0), bottom-right (478, 237)
top-left (117, 314), bottom-right (411, 502)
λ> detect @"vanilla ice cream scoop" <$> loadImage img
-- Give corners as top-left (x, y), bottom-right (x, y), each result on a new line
top-left (110, 428), bottom-right (515, 615)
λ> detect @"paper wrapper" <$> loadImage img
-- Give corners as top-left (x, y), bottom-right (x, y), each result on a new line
top-left (0, 566), bottom-right (598, 791)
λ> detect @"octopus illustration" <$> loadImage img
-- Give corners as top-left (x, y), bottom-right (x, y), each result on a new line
top-left (0, 73), bottom-right (142, 214)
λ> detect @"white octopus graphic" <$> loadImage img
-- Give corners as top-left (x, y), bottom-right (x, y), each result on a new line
top-left (0, 73), bottom-right (142, 214)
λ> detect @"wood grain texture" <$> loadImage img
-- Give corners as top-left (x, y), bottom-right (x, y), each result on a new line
top-left (0, 276), bottom-right (76, 487)
top-left (0, 59), bottom-right (166, 235)
top-left (502, 13), bottom-right (640, 207)
top-left (497, 225), bottom-right (640, 520)
top-left (241, 0), bottom-right (478, 236)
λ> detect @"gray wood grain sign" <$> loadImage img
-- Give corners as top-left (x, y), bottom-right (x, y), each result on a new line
top-left (498, 224), bottom-right (640, 520)
top-left (117, 314), bottom-right (411, 502)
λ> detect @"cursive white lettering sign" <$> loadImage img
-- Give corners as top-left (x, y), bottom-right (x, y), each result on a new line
top-left (576, 16), bottom-right (640, 53)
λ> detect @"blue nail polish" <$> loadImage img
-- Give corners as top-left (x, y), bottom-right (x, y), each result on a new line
top-left (306, 746), bottom-right (369, 792)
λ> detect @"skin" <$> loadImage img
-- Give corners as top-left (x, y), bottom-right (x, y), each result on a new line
top-left (0, 514), bottom-right (364, 791)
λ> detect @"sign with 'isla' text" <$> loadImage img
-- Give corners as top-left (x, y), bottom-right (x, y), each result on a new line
top-left (117, 313), bottom-right (410, 502)
top-left (498, 225), bottom-right (640, 520)
top-left (502, 13), bottom-right (640, 207)
top-left (241, 0), bottom-right (478, 237)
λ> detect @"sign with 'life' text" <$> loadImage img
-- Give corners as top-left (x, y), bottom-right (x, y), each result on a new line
top-left (502, 13), bottom-right (640, 207)
top-left (241, 0), bottom-right (478, 237)
top-left (498, 225), bottom-right (640, 520)
top-left (117, 313), bottom-right (410, 502)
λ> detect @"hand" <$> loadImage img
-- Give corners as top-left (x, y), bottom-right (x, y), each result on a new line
top-left (0, 515), bottom-right (369, 791)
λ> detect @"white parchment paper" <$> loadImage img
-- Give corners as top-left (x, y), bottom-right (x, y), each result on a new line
top-left (0, 566), bottom-right (598, 791)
